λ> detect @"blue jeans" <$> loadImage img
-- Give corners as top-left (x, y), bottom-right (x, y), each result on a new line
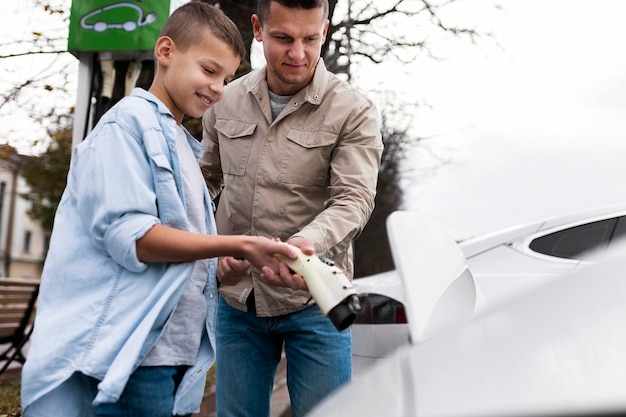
top-left (216, 295), bottom-right (352, 417)
top-left (95, 366), bottom-right (190, 417)
top-left (23, 366), bottom-right (190, 417)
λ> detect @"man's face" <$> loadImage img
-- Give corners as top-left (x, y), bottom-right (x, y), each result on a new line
top-left (252, 2), bottom-right (329, 96)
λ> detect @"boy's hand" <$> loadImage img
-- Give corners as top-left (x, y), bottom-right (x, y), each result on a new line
top-left (286, 236), bottom-right (315, 256)
top-left (258, 236), bottom-right (312, 291)
top-left (223, 238), bottom-right (304, 290)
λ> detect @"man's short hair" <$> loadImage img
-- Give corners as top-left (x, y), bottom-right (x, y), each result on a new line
top-left (160, 1), bottom-right (245, 59)
top-left (257, 0), bottom-right (329, 24)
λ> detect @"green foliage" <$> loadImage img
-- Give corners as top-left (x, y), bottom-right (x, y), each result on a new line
top-left (20, 124), bottom-right (72, 232)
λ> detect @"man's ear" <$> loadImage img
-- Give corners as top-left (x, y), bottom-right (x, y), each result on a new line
top-left (251, 14), bottom-right (263, 42)
top-left (322, 19), bottom-right (329, 43)
top-left (154, 36), bottom-right (174, 65)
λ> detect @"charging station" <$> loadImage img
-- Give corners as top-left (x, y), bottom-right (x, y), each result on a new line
top-left (67, 1), bottom-right (189, 147)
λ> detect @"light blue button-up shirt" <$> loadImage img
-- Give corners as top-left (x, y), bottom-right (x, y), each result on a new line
top-left (21, 89), bottom-right (218, 415)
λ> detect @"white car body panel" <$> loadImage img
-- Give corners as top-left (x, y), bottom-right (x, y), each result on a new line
top-left (351, 323), bottom-right (407, 372)
top-left (352, 269), bottom-right (405, 302)
top-left (352, 205), bottom-right (626, 371)
top-left (312, 216), bottom-right (626, 417)
top-left (385, 211), bottom-right (477, 343)
top-left (350, 271), bottom-right (408, 368)
top-left (465, 244), bottom-right (579, 308)
top-left (352, 212), bottom-right (478, 373)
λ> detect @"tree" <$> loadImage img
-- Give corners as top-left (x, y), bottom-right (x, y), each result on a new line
top-left (0, 0), bottom-right (75, 152)
top-left (3, 0), bottom-right (496, 274)
top-left (353, 97), bottom-right (431, 277)
top-left (20, 121), bottom-right (72, 232)
top-left (204, 0), bottom-right (488, 76)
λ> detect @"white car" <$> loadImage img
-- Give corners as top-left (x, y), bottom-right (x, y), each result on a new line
top-left (311, 226), bottom-right (626, 417)
top-left (351, 204), bottom-right (626, 373)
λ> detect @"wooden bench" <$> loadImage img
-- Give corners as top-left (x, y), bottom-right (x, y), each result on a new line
top-left (0, 277), bottom-right (40, 376)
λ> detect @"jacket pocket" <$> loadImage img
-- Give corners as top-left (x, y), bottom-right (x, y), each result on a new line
top-left (149, 153), bottom-right (184, 225)
top-left (279, 129), bottom-right (337, 186)
top-left (215, 119), bottom-right (257, 176)
top-left (150, 153), bottom-right (175, 187)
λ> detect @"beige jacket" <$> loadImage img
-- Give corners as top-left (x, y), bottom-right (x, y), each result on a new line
top-left (200, 60), bottom-right (383, 316)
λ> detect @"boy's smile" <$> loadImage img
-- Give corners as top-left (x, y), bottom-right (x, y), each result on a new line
top-left (151, 29), bottom-right (241, 123)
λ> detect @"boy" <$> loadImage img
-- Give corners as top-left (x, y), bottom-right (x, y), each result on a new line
top-left (20, 2), bottom-right (297, 417)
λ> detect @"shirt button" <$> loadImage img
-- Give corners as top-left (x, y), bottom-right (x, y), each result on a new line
top-left (209, 293), bottom-right (215, 299)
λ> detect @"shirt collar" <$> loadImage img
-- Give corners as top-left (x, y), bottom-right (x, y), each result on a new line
top-left (247, 58), bottom-right (329, 106)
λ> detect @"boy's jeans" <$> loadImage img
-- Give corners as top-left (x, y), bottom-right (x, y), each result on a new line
top-left (216, 295), bottom-right (352, 417)
top-left (95, 366), bottom-right (189, 417)
top-left (23, 366), bottom-right (190, 417)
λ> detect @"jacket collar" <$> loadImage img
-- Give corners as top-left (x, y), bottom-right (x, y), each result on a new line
top-left (130, 87), bottom-right (175, 118)
top-left (246, 58), bottom-right (329, 106)
top-left (129, 88), bottom-right (203, 159)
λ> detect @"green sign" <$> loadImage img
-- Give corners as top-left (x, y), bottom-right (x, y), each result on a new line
top-left (68, 1), bottom-right (170, 52)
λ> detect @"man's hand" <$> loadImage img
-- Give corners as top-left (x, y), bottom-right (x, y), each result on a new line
top-left (217, 256), bottom-right (252, 285)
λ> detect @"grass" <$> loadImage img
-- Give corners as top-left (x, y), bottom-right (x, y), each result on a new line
top-left (0, 365), bottom-right (215, 417)
top-left (0, 368), bottom-right (21, 417)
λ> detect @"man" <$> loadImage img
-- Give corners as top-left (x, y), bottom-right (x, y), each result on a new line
top-left (200, 0), bottom-right (383, 415)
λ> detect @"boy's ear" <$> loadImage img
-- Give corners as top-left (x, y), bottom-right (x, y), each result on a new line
top-left (154, 36), bottom-right (175, 65)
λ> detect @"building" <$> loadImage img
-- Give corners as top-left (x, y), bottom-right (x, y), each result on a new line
top-left (0, 146), bottom-right (47, 279)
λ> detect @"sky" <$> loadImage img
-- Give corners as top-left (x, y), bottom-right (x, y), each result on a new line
top-left (2, 0), bottom-right (626, 240)
top-left (352, 0), bottom-right (626, 240)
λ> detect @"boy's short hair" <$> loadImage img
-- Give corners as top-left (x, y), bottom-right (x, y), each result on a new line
top-left (160, 1), bottom-right (245, 59)
top-left (257, 0), bottom-right (329, 24)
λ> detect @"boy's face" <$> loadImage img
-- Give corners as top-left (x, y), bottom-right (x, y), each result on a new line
top-left (252, 2), bottom-right (329, 96)
top-left (152, 29), bottom-right (240, 122)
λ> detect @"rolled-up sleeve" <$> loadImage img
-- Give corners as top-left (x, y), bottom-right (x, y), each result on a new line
top-left (298, 99), bottom-right (383, 255)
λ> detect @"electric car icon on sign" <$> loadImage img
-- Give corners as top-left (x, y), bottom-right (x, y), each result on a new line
top-left (80, 2), bottom-right (158, 33)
